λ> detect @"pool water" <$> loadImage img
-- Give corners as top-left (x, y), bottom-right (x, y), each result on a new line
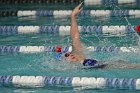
top-left (0, 4), bottom-right (140, 93)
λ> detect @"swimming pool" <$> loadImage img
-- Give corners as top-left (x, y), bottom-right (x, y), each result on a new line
top-left (0, 0), bottom-right (140, 93)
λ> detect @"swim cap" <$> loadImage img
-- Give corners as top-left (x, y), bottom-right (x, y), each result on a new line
top-left (54, 52), bottom-right (65, 60)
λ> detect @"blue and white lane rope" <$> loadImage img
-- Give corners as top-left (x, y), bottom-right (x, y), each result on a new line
top-left (0, 25), bottom-right (137, 35)
top-left (0, 46), bottom-right (139, 54)
top-left (1, 10), bottom-right (139, 17)
top-left (1, 10), bottom-right (140, 17)
top-left (16, 10), bottom-right (140, 17)
top-left (0, 75), bottom-right (140, 90)
top-left (84, 0), bottom-right (140, 6)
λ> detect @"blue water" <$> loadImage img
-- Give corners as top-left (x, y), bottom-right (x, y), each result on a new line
top-left (0, 4), bottom-right (140, 93)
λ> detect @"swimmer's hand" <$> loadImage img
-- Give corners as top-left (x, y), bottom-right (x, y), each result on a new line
top-left (71, 2), bottom-right (83, 17)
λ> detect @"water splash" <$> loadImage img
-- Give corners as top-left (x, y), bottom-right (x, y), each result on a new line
top-left (41, 52), bottom-right (81, 72)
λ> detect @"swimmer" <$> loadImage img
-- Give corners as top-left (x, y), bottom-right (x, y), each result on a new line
top-left (63, 3), bottom-right (106, 68)
top-left (57, 3), bottom-right (140, 69)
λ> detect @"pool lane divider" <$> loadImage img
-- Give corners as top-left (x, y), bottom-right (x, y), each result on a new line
top-left (19, 10), bottom-right (140, 17)
top-left (0, 0), bottom-right (139, 5)
top-left (0, 46), bottom-right (139, 54)
top-left (0, 10), bottom-right (140, 17)
top-left (84, 0), bottom-right (140, 6)
top-left (0, 25), bottom-right (139, 35)
top-left (0, 75), bottom-right (140, 90)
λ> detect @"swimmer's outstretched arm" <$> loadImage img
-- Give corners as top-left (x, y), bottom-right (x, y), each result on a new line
top-left (70, 3), bottom-right (83, 55)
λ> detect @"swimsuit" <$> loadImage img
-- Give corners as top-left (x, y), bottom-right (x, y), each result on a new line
top-left (83, 59), bottom-right (106, 68)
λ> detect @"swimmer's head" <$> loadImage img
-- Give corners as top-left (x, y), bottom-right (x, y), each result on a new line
top-left (64, 52), bottom-right (78, 62)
